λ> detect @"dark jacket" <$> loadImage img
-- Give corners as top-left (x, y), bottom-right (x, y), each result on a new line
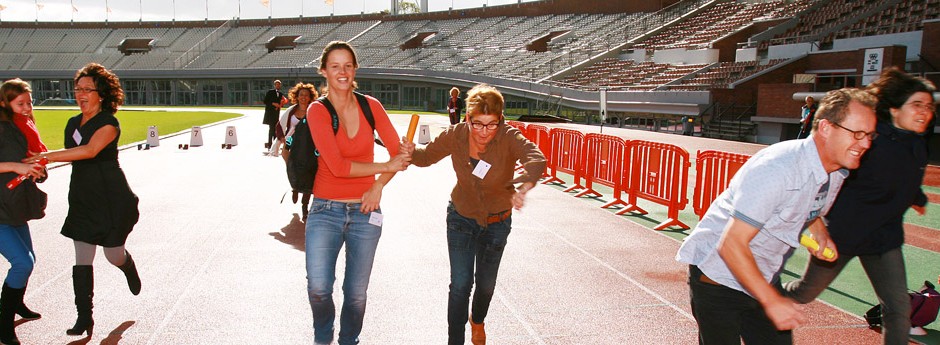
top-left (411, 122), bottom-right (546, 226)
top-left (262, 88), bottom-right (282, 125)
top-left (0, 121), bottom-right (38, 225)
top-left (826, 121), bottom-right (928, 256)
top-left (447, 96), bottom-right (465, 125)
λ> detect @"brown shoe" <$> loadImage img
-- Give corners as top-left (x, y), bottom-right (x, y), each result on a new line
top-left (469, 315), bottom-right (485, 345)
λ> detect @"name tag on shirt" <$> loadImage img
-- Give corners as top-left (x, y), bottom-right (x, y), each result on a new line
top-left (368, 212), bottom-right (384, 227)
top-left (72, 129), bottom-right (83, 145)
top-left (472, 160), bottom-right (492, 179)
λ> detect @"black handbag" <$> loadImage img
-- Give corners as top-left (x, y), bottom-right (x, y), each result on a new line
top-left (21, 181), bottom-right (47, 220)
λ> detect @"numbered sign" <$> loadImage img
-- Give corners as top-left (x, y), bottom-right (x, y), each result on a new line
top-left (146, 126), bottom-right (160, 147)
top-left (418, 124), bottom-right (431, 144)
top-left (190, 126), bottom-right (204, 147)
top-left (224, 126), bottom-right (238, 146)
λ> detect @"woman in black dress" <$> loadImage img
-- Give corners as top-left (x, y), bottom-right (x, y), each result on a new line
top-left (25, 63), bottom-right (140, 336)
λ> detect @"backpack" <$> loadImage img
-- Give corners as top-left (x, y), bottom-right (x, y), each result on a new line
top-left (865, 281), bottom-right (940, 328)
top-left (285, 91), bottom-right (379, 192)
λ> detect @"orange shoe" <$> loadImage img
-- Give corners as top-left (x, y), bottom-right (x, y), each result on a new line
top-left (469, 315), bottom-right (486, 345)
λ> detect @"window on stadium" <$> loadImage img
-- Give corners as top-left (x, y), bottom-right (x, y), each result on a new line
top-left (124, 80), bottom-right (147, 105)
top-left (228, 80), bottom-right (250, 106)
top-left (402, 86), bottom-right (429, 111)
top-left (202, 81), bottom-right (223, 105)
top-left (175, 80), bottom-right (199, 106)
top-left (149, 80), bottom-right (172, 106)
top-left (372, 83), bottom-right (400, 109)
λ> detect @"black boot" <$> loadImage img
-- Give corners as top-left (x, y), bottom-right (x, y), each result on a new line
top-left (0, 283), bottom-right (24, 345)
top-left (117, 251), bottom-right (141, 295)
top-left (66, 265), bottom-right (94, 336)
top-left (14, 283), bottom-right (39, 320)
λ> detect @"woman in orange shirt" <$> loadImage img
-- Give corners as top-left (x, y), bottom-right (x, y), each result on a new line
top-left (304, 41), bottom-right (412, 345)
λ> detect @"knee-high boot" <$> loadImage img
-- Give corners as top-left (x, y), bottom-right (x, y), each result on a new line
top-left (117, 251), bottom-right (141, 295)
top-left (13, 283), bottom-right (39, 320)
top-left (0, 283), bottom-right (25, 345)
top-left (66, 265), bottom-right (94, 336)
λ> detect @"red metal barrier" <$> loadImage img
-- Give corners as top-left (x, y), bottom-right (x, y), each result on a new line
top-left (542, 128), bottom-right (585, 192)
top-left (526, 124), bottom-right (553, 178)
top-left (575, 133), bottom-right (628, 209)
top-left (692, 150), bottom-right (751, 219)
top-left (506, 120), bottom-right (526, 133)
top-left (618, 140), bottom-right (691, 230)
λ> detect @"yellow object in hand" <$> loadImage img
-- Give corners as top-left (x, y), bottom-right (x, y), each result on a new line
top-left (405, 114), bottom-right (420, 142)
top-left (800, 234), bottom-right (835, 259)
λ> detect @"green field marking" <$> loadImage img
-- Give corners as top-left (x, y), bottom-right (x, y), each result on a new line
top-left (923, 185), bottom-right (940, 195)
top-left (904, 202), bottom-right (940, 229)
top-left (34, 109), bottom-right (241, 150)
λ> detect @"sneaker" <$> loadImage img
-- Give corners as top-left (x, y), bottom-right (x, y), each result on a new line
top-left (911, 326), bottom-right (927, 335)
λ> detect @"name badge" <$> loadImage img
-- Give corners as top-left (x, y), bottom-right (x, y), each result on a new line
top-left (72, 129), bottom-right (83, 144)
top-left (368, 212), bottom-right (384, 227)
top-left (472, 160), bottom-right (492, 179)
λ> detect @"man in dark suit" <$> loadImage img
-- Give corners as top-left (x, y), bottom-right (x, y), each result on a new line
top-left (263, 80), bottom-right (283, 149)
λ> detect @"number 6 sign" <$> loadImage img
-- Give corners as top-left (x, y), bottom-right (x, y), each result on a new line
top-left (224, 126), bottom-right (238, 146)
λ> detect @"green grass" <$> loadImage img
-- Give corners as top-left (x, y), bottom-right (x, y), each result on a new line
top-left (34, 109), bottom-right (241, 150)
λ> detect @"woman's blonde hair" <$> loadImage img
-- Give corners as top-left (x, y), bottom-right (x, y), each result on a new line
top-left (465, 84), bottom-right (504, 122)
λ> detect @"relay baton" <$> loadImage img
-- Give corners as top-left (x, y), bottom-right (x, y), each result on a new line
top-left (799, 234), bottom-right (835, 260)
top-left (405, 114), bottom-right (420, 142)
top-left (7, 157), bottom-right (48, 190)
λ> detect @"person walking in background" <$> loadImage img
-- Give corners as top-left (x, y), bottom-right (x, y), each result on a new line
top-left (447, 87), bottom-right (465, 125)
top-left (263, 79), bottom-right (284, 153)
top-left (304, 41), bottom-right (412, 345)
top-left (0, 78), bottom-right (49, 345)
top-left (277, 82), bottom-right (318, 216)
top-left (797, 95), bottom-right (818, 139)
top-left (676, 88), bottom-right (878, 344)
top-left (783, 68), bottom-right (935, 344)
top-left (406, 84), bottom-right (546, 345)
top-left (24, 63), bottom-right (141, 337)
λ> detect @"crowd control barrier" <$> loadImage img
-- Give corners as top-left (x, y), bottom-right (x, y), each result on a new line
top-left (692, 150), bottom-right (751, 219)
top-left (542, 128), bottom-right (585, 192)
top-left (575, 133), bottom-right (629, 209)
top-left (506, 120), bottom-right (527, 133)
top-left (618, 140), bottom-right (691, 230)
top-left (526, 124), bottom-right (553, 178)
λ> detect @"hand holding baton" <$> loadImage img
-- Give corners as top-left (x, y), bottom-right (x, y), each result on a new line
top-left (405, 114), bottom-right (420, 142)
top-left (7, 157), bottom-right (48, 190)
top-left (800, 234), bottom-right (835, 260)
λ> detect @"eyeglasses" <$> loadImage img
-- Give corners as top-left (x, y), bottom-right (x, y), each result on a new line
top-left (73, 87), bottom-right (97, 94)
top-left (830, 121), bottom-right (878, 141)
top-left (903, 101), bottom-right (936, 113)
top-left (470, 122), bottom-right (499, 131)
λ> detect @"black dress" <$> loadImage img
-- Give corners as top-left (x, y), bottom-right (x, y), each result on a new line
top-left (61, 112), bottom-right (139, 247)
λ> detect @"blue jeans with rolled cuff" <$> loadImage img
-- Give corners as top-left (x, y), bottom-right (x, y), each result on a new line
top-left (0, 224), bottom-right (35, 288)
top-left (446, 202), bottom-right (511, 345)
top-left (305, 198), bottom-right (382, 345)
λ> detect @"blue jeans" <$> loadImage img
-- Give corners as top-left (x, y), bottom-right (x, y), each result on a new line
top-left (446, 204), bottom-right (511, 345)
top-left (689, 265), bottom-right (792, 345)
top-left (305, 198), bottom-right (382, 345)
top-left (0, 224), bottom-right (35, 288)
top-left (783, 247), bottom-right (910, 345)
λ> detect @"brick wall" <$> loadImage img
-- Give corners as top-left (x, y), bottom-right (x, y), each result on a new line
top-left (757, 83), bottom-right (812, 119)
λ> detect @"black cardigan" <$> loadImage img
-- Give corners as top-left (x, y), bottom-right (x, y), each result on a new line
top-left (826, 121), bottom-right (928, 256)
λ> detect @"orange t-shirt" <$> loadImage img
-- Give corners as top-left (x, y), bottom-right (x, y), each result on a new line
top-left (307, 95), bottom-right (401, 200)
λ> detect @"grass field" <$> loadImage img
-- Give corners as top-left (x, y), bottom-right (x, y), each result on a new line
top-left (33, 109), bottom-right (242, 150)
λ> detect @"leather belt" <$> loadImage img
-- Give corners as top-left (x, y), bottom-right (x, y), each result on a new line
top-left (485, 210), bottom-right (511, 224)
top-left (698, 273), bottom-right (721, 286)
